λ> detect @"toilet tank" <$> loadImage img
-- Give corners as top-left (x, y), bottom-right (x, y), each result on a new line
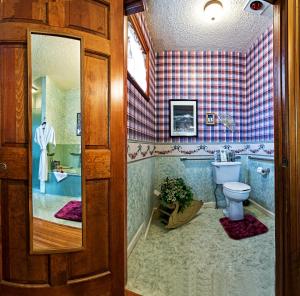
top-left (212, 162), bottom-right (241, 184)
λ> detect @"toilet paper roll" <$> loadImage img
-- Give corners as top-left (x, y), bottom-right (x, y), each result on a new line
top-left (257, 167), bottom-right (263, 174)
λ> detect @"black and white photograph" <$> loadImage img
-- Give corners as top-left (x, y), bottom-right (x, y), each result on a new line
top-left (170, 100), bottom-right (197, 136)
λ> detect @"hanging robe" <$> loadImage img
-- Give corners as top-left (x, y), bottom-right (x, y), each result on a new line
top-left (34, 123), bottom-right (56, 182)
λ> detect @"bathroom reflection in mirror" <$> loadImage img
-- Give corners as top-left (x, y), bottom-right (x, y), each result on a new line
top-left (30, 33), bottom-right (83, 252)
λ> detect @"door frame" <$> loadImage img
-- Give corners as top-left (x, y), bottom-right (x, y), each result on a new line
top-left (273, 0), bottom-right (300, 295)
top-left (273, 1), bottom-right (286, 295)
top-left (124, 0), bottom-right (299, 295)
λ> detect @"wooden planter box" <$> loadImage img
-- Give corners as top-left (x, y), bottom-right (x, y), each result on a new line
top-left (159, 200), bottom-right (203, 229)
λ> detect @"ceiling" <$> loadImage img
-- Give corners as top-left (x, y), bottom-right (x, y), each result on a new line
top-left (145, 0), bottom-right (273, 52)
top-left (31, 34), bottom-right (81, 91)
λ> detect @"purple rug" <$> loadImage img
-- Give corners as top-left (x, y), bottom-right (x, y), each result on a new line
top-left (54, 201), bottom-right (82, 222)
top-left (219, 214), bottom-right (268, 240)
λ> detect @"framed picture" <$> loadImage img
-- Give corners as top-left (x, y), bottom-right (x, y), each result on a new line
top-left (169, 100), bottom-right (198, 137)
top-left (206, 112), bottom-right (217, 125)
top-left (76, 113), bottom-right (81, 136)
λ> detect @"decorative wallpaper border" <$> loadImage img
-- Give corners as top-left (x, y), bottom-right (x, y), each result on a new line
top-left (128, 142), bottom-right (156, 162)
top-left (127, 141), bottom-right (274, 163)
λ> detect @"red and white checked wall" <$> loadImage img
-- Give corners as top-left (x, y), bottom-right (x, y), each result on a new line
top-left (127, 13), bottom-right (156, 142)
top-left (246, 27), bottom-right (273, 142)
top-left (127, 14), bottom-right (273, 144)
top-left (155, 50), bottom-right (247, 143)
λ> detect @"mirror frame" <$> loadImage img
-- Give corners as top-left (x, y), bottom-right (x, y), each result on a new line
top-left (27, 30), bottom-right (86, 254)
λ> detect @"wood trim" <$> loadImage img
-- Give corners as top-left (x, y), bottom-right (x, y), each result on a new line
top-left (273, 2), bottom-right (287, 296)
top-left (110, 0), bottom-right (126, 294)
top-left (127, 72), bottom-right (149, 101)
top-left (124, 15), bottom-right (129, 283)
top-left (286, 0), bottom-right (300, 294)
top-left (124, 0), bottom-right (145, 16)
top-left (127, 14), bottom-right (150, 101)
top-left (274, 0), bottom-right (300, 295)
top-left (0, 23), bottom-right (111, 56)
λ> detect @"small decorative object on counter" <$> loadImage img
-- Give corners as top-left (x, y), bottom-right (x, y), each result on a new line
top-left (227, 150), bottom-right (236, 162)
top-left (220, 149), bottom-right (227, 162)
top-left (213, 149), bottom-right (236, 162)
top-left (157, 177), bottom-right (203, 229)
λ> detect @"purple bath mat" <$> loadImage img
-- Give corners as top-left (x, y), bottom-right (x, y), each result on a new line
top-left (54, 201), bottom-right (82, 222)
top-left (219, 214), bottom-right (268, 240)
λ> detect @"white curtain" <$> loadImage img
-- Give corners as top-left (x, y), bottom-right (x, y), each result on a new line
top-left (128, 22), bottom-right (147, 92)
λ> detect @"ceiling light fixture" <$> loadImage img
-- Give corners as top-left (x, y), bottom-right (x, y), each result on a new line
top-left (250, 1), bottom-right (264, 10)
top-left (204, 0), bottom-right (224, 21)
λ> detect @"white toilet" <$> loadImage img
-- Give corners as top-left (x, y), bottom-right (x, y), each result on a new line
top-left (212, 162), bottom-right (251, 221)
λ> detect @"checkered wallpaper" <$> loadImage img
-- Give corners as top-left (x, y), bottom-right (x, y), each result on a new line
top-left (154, 27), bottom-right (274, 143)
top-left (127, 22), bottom-right (273, 143)
top-left (127, 13), bottom-right (156, 141)
top-left (246, 27), bottom-right (274, 141)
top-left (155, 51), bottom-right (247, 143)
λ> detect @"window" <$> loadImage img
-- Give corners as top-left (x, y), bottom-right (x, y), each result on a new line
top-left (128, 15), bottom-right (150, 101)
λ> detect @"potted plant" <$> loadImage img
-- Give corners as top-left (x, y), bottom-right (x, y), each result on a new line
top-left (158, 177), bottom-right (203, 229)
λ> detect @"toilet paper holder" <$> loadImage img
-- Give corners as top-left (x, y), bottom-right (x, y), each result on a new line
top-left (256, 167), bottom-right (270, 176)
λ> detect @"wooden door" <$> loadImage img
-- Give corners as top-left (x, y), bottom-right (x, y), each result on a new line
top-left (285, 0), bottom-right (300, 294)
top-left (0, 0), bottom-right (126, 295)
top-left (274, 0), bottom-right (300, 295)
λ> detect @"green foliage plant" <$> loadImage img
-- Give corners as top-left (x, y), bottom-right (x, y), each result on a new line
top-left (160, 177), bottom-right (193, 212)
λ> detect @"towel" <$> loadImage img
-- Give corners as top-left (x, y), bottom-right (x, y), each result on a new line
top-left (53, 172), bottom-right (68, 182)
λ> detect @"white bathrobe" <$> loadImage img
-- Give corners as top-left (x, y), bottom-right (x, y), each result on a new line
top-left (34, 123), bottom-right (56, 182)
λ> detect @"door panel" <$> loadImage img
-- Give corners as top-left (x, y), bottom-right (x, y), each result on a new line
top-left (84, 52), bottom-right (109, 147)
top-left (0, 45), bottom-right (27, 145)
top-left (0, 0), bottom-right (125, 295)
top-left (68, 180), bottom-right (110, 279)
top-left (67, 0), bottom-right (109, 37)
top-left (85, 150), bottom-right (111, 179)
top-left (2, 180), bottom-right (49, 284)
top-left (1, 0), bottom-right (47, 23)
top-left (0, 148), bottom-right (27, 180)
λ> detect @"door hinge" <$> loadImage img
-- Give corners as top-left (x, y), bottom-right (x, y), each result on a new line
top-left (282, 158), bottom-right (288, 167)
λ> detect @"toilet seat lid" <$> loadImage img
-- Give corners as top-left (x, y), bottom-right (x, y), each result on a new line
top-left (223, 182), bottom-right (251, 191)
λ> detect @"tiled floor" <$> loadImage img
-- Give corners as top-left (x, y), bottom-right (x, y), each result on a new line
top-left (33, 191), bottom-right (82, 228)
top-left (127, 205), bottom-right (275, 296)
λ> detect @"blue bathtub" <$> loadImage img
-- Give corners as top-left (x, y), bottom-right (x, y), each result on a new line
top-left (45, 172), bottom-right (82, 197)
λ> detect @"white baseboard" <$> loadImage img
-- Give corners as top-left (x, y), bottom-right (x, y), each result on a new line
top-left (127, 207), bottom-right (157, 257)
top-left (127, 222), bottom-right (145, 257)
top-left (144, 207), bottom-right (157, 239)
top-left (249, 198), bottom-right (275, 218)
top-left (203, 201), bottom-right (216, 208)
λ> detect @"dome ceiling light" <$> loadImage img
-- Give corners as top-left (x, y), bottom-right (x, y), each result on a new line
top-left (203, 0), bottom-right (224, 21)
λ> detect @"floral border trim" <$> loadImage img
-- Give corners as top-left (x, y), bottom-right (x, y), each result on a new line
top-left (127, 142), bottom-right (274, 162)
top-left (127, 142), bottom-right (156, 162)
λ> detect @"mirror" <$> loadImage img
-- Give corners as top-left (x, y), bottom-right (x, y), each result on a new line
top-left (30, 33), bottom-right (83, 252)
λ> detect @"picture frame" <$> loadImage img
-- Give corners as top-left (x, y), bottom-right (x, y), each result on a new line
top-left (206, 112), bottom-right (217, 125)
top-left (169, 100), bottom-right (198, 137)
